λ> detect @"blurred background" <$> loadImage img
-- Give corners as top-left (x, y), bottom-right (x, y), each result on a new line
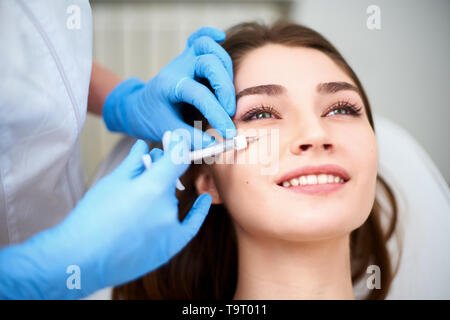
top-left (82, 0), bottom-right (450, 186)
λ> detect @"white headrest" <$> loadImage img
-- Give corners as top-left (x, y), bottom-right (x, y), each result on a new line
top-left (366, 114), bottom-right (450, 299)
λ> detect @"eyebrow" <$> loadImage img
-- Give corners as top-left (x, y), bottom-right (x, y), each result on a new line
top-left (316, 81), bottom-right (360, 95)
top-left (236, 81), bottom-right (360, 102)
top-left (236, 84), bottom-right (286, 101)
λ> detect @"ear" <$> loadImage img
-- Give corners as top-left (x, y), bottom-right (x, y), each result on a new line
top-left (194, 167), bottom-right (223, 204)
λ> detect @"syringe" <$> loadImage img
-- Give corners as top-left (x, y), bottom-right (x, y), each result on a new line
top-left (141, 135), bottom-right (259, 191)
top-left (188, 135), bottom-right (259, 162)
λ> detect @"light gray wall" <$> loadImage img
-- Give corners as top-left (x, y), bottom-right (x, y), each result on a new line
top-left (291, 0), bottom-right (450, 184)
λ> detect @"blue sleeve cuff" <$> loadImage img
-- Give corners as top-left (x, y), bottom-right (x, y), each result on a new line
top-left (103, 77), bottom-right (145, 134)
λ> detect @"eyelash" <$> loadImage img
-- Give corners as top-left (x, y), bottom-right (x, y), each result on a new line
top-left (240, 101), bottom-right (362, 121)
top-left (240, 105), bottom-right (281, 121)
top-left (323, 100), bottom-right (362, 117)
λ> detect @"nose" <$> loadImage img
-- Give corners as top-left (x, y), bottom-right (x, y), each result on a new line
top-left (290, 120), bottom-right (334, 155)
top-left (297, 143), bottom-right (332, 152)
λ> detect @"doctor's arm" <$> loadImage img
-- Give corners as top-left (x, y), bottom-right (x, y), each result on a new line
top-left (87, 62), bottom-right (122, 116)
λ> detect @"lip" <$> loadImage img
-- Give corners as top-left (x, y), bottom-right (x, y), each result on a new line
top-left (279, 182), bottom-right (347, 195)
top-left (275, 164), bottom-right (351, 185)
top-left (275, 164), bottom-right (351, 195)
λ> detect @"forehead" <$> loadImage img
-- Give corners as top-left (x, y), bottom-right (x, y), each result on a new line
top-left (234, 44), bottom-right (355, 94)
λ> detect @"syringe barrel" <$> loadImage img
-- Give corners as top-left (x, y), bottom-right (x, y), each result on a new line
top-left (189, 139), bottom-right (235, 162)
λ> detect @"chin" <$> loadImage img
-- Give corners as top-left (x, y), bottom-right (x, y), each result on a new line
top-left (252, 206), bottom-right (364, 242)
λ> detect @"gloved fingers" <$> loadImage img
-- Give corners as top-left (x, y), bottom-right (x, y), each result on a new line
top-left (193, 36), bottom-right (233, 82)
top-left (179, 193), bottom-right (212, 237)
top-left (195, 54), bottom-right (236, 116)
top-left (168, 116), bottom-right (216, 149)
top-left (162, 131), bottom-right (187, 191)
top-left (161, 129), bottom-right (172, 154)
top-left (140, 132), bottom-right (191, 189)
top-left (149, 147), bottom-right (164, 162)
top-left (187, 26), bottom-right (226, 47)
top-left (116, 139), bottom-right (149, 178)
top-left (174, 77), bottom-right (236, 139)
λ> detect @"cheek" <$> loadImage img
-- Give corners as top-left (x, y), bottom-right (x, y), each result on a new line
top-left (350, 126), bottom-right (378, 190)
top-left (211, 161), bottom-right (250, 201)
top-left (344, 126), bottom-right (379, 229)
top-left (211, 162), bottom-right (272, 234)
top-left (211, 126), bottom-right (281, 176)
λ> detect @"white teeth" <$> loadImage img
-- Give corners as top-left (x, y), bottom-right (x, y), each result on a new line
top-left (299, 176), bottom-right (307, 185)
top-left (280, 173), bottom-right (346, 187)
top-left (318, 174), bottom-right (328, 184)
top-left (307, 175), bottom-right (317, 184)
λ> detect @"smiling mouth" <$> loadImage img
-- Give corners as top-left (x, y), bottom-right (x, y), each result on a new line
top-left (278, 173), bottom-right (348, 187)
top-left (276, 172), bottom-right (350, 195)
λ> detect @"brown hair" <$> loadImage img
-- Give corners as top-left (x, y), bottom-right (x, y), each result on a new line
top-left (113, 22), bottom-right (400, 300)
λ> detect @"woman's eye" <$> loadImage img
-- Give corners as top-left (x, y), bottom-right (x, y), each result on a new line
top-left (241, 105), bottom-right (280, 121)
top-left (251, 112), bottom-right (275, 120)
top-left (325, 104), bottom-right (362, 117)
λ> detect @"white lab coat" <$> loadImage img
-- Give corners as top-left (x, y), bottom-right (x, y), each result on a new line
top-left (0, 0), bottom-right (92, 247)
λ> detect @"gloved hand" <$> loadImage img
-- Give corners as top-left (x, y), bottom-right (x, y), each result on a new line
top-left (103, 26), bottom-right (236, 147)
top-left (0, 135), bottom-right (211, 299)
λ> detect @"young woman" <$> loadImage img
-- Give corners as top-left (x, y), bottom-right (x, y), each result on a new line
top-left (113, 22), bottom-right (400, 300)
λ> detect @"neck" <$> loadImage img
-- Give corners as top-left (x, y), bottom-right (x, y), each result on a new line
top-left (232, 230), bottom-right (355, 300)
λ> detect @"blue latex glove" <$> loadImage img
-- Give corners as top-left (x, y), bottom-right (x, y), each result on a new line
top-left (103, 26), bottom-right (236, 147)
top-left (0, 136), bottom-right (211, 299)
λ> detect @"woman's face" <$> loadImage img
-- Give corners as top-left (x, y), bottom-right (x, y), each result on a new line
top-left (201, 44), bottom-right (378, 241)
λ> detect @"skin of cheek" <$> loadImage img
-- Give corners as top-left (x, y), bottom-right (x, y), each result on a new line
top-left (343, 120), bottom-right (379, 232)
top-left (207, 116), bottom-right (378, 243)
top-left (210, 130), bottom-right (283, 240)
